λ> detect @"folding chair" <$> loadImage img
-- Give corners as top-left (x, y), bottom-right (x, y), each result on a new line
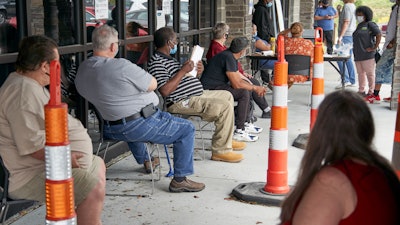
top-left (285, 55), bottom-right (311, 78)
top-left (0, 156), bottom-right (37, 224)
top-left (285, 54), bottom-right (312, 105)
top-left (91, 106), bottom-right (161, 196)
top-left (159, 94), bottom-right (209, 161)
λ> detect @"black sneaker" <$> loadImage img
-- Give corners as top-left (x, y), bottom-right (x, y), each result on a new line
top-left (261, 111), bottom-right (271, 118)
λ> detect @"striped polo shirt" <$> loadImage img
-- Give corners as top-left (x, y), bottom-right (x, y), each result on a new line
top-left (148, 51), bottom-right (203, 105)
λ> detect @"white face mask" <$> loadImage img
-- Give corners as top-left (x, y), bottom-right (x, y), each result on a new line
top-left (356, 16), bottom-right (364, 23)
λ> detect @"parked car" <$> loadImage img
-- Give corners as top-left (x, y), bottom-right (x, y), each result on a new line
top-left (0, 0), bottom-right (15, 24)
top-left (126, 0), bottom-right (147, 12)
top-left (6, 7), bottom-right (103, 28)
top-left (126, 8), bottom-right (188, 30)
top-left (85, 6), bottom-right (106, 27)
top-left (126, 9), bottom-right (149, 27)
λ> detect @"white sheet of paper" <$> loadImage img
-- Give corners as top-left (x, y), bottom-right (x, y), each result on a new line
top-left (189, 45), bottom-right (204, 77)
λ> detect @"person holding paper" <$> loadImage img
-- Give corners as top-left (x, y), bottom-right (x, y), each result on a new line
top-left (148, 27), bottom-right (245, 162)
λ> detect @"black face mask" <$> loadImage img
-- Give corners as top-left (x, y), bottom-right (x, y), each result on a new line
top-left (322, 6), bottom-right (328, 9)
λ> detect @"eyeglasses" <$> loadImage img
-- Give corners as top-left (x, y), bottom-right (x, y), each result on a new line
top-left (169, 38), bottom-right (179, 45)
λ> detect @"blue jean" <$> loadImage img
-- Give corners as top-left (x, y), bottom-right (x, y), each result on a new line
top-left (337, 36), bottom-right (356, 84)
top-left (260, 59), bottom-right (276, 70)
top-left (103, 109), bottom-right (195, 177)
top-left (375, 47), bottom-right (395, 84)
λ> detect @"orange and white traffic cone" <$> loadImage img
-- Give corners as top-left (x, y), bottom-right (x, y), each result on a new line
top-left (44, 60), bottom-right (76, 224)
top-left (392, 92), bottom-right (400, 179)
top-left (310, 27), bottom-right (324, 130)
top-left (264, 35), bottom-right (290, 194)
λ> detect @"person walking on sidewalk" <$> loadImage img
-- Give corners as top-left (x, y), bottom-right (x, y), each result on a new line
top-left (75, 25), bottom-right (205, 193)
top-left (352, 6), bottom-right (381, 97)
top-left (365, 0), bottom-right (399, 104)
top-left (280, 90), bottom-right (400, 225)
top-left (335, 0), bottom-right (357, 89)
top-left (147, 27), bottom-right (244, 163)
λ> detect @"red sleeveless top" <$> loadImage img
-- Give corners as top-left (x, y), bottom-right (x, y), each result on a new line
top-left (283, 160), bottom-right (399, 225)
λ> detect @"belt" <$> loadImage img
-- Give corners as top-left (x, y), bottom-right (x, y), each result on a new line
top-left (105, 112), bottom-right (142, 125)
top-left (105, 103), bottom-right (157, 125)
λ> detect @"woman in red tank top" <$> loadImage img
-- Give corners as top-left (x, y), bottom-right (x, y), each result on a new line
top-left (280, 90), bottom-right (400, 225)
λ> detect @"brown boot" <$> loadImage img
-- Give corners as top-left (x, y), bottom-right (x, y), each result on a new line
top-left (232, 140), bottom-right (246, 151)
top-left (169, 178), bottom-right (205, 192)
top-left (211, 152), bottom-right (243, 163)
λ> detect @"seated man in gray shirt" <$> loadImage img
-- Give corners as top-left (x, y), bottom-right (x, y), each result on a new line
top-left (75, 25), bottom-right (205, 193)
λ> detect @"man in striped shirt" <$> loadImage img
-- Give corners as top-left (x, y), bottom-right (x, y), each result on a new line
top-left (148, 27), bottom-right (245, 163)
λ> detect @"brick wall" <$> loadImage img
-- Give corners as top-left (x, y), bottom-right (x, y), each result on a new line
top-left (31, 0), bottom-right (44, 35)
top-left (299, 0), bottom-right (314, 29)
top-left (224, 0), bottom-right (253, 71)
top-left (391, 13), bottom-right (400, 110)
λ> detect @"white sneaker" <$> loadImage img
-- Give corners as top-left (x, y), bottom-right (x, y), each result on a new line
top-left (233, 129), bottom-right (258, 142)
top-left (244, 122), bottom-right (263, 134)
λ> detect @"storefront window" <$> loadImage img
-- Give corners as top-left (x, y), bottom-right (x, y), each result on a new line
top-left (0, 0), bottom-right (17, 55)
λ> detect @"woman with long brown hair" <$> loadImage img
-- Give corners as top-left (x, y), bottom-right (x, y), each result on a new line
top-left (280, 90), bottom-right (400, 225)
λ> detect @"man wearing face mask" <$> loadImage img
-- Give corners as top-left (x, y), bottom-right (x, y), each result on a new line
top-left (76, 25), bottom-right (206, 192)
top-left (314, 0), bottom-right (338, 54)
top-left (148, 27), bottom-right (245, 162)
top-left (252, 0), bottom-right (275, 42)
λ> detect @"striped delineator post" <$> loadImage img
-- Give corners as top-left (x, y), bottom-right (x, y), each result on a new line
top-left (310, 27), bottom-right (324, 129)
top-left (264, 35), bottom-right (290, 194)
top-left (392, 93), bottom-right (400, 179)
top-left (44, 60), bottom-right (76, 224)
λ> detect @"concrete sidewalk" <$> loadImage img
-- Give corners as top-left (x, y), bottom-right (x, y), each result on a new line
top-left (8, 61), bottom-right (397, 225)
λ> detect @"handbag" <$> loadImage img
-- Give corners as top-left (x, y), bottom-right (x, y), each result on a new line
top-left (375, 49), bottom-right (381, 63)
top-left (366, 22), bottom-right (381, 63)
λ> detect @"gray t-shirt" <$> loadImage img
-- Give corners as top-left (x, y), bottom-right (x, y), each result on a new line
top-left (338, 3), bottom-right (356, 37)
top-left (75, 56), bottom-right (159, 121)
top-left (353, 21), bottom-right (381, 61)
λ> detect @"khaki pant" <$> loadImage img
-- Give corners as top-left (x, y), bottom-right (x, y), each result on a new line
top-left (168, 90), bottom-right (234, 154)
top-left (9, 155), bottom-right (103, 206)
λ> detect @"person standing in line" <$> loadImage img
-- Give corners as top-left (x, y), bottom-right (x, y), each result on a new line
top-left (280, 90), bottom-right (400, 225)
top-left (335, 0), bottom-right (357, 89)
top-left (314, 0), bottom-right (338, 55)
top-left (352, 6), bottom-right (381, 98)
top-left (365, 0), bottom-right (399, 104)
top-left (252, 0), bottom-right (275, 43)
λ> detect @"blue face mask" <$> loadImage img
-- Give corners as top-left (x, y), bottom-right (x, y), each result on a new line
top-left (266, 2), bottom-right (273, 7)
top-left (170, 44), bottom-right (177, 55)
top-left (252, 32), bottom-right (258, 38)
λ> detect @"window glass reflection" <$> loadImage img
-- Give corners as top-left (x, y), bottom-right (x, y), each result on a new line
top-left (0, 0), bottom-right (17, 54)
